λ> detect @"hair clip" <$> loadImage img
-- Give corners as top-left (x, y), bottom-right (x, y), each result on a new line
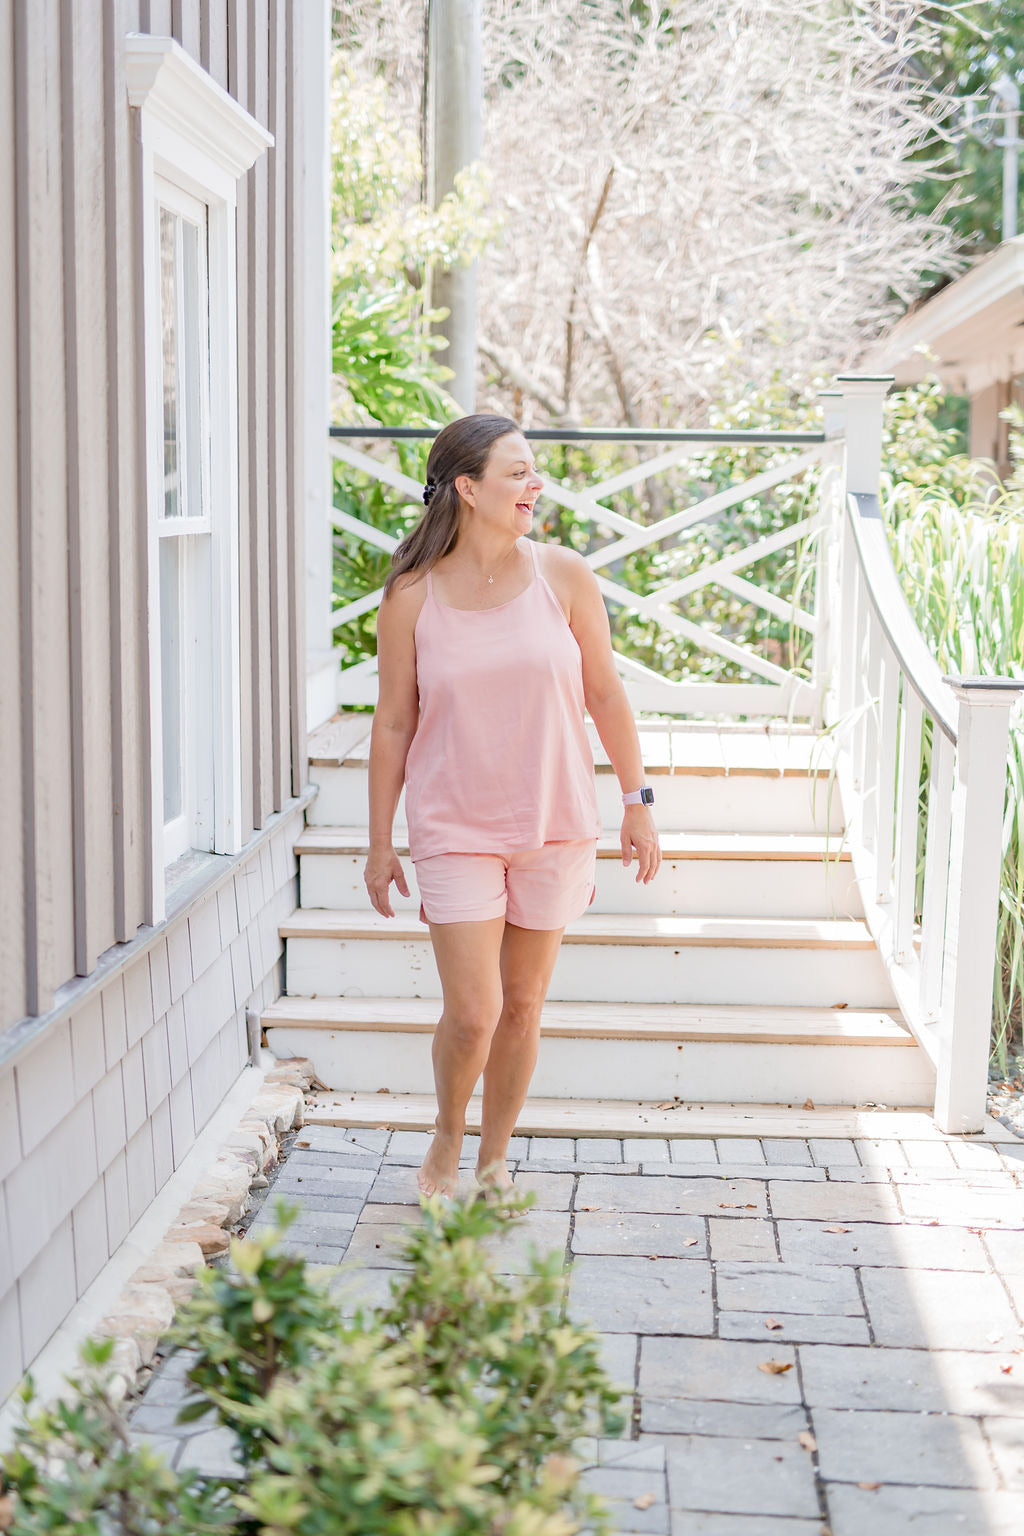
top-left (422, 478), bottom-right (437, 506)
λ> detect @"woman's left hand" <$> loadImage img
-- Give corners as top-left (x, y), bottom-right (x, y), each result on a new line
top-left (621, 805), bottom-right (661, 883)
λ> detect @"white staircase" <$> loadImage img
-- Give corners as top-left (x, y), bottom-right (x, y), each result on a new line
top-left (261, 713), bottom-right (937, 1133)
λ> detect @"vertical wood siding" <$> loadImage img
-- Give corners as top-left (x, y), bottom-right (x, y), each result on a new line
top-left (2, 0), bottom-right (309, 1037)
top-left (0, 6), bottom-right (26, 1025)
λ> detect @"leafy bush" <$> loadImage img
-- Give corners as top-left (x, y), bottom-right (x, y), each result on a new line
top-left (0, 1193), bottom-right (623, 1536)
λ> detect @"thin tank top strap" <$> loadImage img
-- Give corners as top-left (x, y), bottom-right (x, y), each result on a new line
top-left (526, 537), bottom-right (539, 573)
top-left (425, 565), bottom-right (434, 596)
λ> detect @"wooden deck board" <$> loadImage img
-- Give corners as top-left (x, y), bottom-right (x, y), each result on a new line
top-left (280, 908), bottom-right (877, 949)
top-left (262, 995), bottom-right (910, 1045)
top-left (299, 1090), bottom-right (1016, 1142)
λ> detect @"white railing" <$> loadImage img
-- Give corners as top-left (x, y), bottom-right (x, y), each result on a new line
top-left (327, 377), bottom-right (1024, 1133)
top-left (819, 377), bottom-right (1024, 1134)
top-left (328, 425), bottom-right (831, 718)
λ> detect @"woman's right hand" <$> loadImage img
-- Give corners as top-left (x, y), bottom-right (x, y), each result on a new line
top-left (364, 846), bottom-right (411, 918)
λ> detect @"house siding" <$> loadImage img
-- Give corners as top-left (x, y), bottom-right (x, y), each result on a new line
top-left (1, 0), bottom-right (318, 1395)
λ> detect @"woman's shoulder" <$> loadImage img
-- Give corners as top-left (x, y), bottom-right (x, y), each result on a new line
top-left (380, 566), bottom-right (430, 629)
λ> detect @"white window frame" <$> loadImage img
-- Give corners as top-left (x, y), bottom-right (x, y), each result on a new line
top-left (126, 35), bottom-right (272, 924)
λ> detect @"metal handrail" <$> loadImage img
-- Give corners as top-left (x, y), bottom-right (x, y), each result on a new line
top-left (329, 425), bottom-right (828, 446)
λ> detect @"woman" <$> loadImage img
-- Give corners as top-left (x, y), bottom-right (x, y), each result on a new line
top-left (364, 414), bottom-right (661, 1199)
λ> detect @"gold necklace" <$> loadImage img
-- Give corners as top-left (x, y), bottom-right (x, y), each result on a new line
top-left (458, 542), bottom-right (520, 585)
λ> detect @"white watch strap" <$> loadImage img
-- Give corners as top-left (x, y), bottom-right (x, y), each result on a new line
top-left (622, 787), bottom-right (649, 805)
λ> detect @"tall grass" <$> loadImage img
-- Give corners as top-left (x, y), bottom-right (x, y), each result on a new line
top-left (883, 416), bottom-right (1024, 1071)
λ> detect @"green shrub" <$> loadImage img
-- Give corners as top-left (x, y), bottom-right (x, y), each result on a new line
top-left (1, 1193), bottom-right (623, 1536)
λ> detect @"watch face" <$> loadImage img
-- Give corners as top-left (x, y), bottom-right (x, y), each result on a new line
top-left (642, 786), bottom-right (654, 805)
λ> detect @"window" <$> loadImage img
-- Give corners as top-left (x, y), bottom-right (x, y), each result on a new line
top-left (126, 34), bottom-right (272, 922)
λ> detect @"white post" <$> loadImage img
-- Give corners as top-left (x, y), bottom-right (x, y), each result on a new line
top-left (835, 374), bottom-right (891, 496)
top-left (299, 0), bottom-right (337, 730)
top-left (426, 0), bottom-right (482, 411)
top-left (933, 678), bottom-right (1024, 1133)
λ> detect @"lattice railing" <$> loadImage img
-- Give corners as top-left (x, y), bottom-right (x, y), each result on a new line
top-left (328, 424), bottom-right (832, 719)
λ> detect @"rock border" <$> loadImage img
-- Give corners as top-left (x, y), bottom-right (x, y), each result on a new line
top-left (92, 1059), bottom-right (315, 1405)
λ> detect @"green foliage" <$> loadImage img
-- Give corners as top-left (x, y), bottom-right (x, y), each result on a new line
top-left (911, 3), bottom-right (1024, 258)
top-left (1, 1194), bottom-right (622, 1536)
top-left (0, 1339), bottom-right (236, 1536)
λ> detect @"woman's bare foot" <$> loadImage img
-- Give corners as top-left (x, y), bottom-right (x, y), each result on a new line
top-left (475, 1157), bottom-right (514, 1195)
top-left (417, 1129), bottom-right (462, 1198)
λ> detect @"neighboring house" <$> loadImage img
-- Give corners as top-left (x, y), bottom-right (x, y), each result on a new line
top-left (865, 234), bottom-right (1024, 476)
top-left (0, 1), bottom-right (333, 1405)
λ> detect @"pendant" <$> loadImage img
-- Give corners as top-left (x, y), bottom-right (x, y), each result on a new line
top-left (488, 575), bottom-right (494, 584)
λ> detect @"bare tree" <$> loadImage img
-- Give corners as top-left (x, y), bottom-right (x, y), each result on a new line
top-left (333, 0), bottom-right (962, 425)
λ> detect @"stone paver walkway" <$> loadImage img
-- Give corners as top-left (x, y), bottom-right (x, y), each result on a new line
top-left (127, 1127), bottom-right (1024, 1535)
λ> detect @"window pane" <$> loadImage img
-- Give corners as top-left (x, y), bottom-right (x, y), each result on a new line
top-left (159, 209), bottom-right (179, 518)
top-left (159, 204), bottom-right (206, 519)
top-left (160, 538), bottom-right (183, 824)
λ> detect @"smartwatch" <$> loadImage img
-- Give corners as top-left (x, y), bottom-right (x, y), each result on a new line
top-left (622, 786), bottom-right (654, 806)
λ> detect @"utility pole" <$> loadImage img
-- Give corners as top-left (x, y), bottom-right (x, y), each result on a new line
top-left (993, 72), bottom-right (1020, 242)
top-left (425, 0), bottom-right (482, 412)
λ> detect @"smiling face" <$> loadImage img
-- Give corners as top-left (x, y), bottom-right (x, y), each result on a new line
top-left (455, 432), bottom-right (543, 534)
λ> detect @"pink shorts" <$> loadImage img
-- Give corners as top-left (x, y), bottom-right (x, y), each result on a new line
top-left (414, 839), bottom-right (598, 928)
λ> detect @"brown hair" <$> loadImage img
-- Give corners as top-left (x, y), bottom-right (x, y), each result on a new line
top-left (382, 413), bottom-right (523, 598)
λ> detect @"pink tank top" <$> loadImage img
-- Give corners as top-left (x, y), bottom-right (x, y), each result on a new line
top-left (404, 537), bottom-right (602, 861)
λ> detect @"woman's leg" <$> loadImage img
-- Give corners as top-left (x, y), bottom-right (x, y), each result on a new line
top-left (476, 921), bottom-right (566, 1190)
top-left (417, 915), bottom-right (506, 1196)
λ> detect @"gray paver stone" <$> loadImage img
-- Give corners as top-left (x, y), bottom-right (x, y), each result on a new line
top-left (811, 1407), bottom-right (994, 1488)
top-left (174, 1425), bottom-right (244, 1477)
top-left (577, 1174), bottom-right (765, 1217)
top-left (594, 1331), bottom-right (639, 1391)
top-left (715, 1261), bottom-right (862, 1316)
top-left (809, 1137), bottom-right (859, 1166)
top-left (800, 1344), bottom-right (1024, 1417)
top-left (639, 1336), bottom-right (800, 1405)
top-left (662, 1434), bottom-right (819, 1518)
top-left (286, 1146), bottom-right (380, 1170)
top-left (569, 1255), bottom-right (713, 1334)
top-left (272, 1169), bottom-right (375, 1198)
top-left (762, 1139), bottom-right (812, 1165)
top-left (258, 1190), bottom-right (366, 1216)
top-left (718, 1311), bottom-right (870, 1345)
top-left (326, 1265), bottom-right (401, 1314)
top-left (125, 1431), bottom-right (184, 1464)
top-left (512, 1171), bottom-right (576, 1209)
top-left (366, 1166), bottom-right (433, 1204)
top-left (642, 1399), bottom-right (809, 1441)
top-left (707, 1164), bottom-right (825, 1182)
top-left (272, 1237), bottom-right (349, 1265)
top-left (668, 1139), bottom-right (718, 1164)
top-left (598, 1440), bottom-right (666, 1470)
top-left (985, 1416), bottom-right (1024, 1489)
top-left (479, 1209), bottom-right (570, 1272)
top-left (126, 1400), bottom-right (195, 1434)
top-left (669, 1515), bottom-right (822, 1536)
top-left (716, 1139), bottom-right (765, 1163)
top-left (528, 1137), bottom-right (575, 1159)
top-left (898, 1184), bottom-right (1024, 1228)
top-left (768, 1181), bottom-right (902, 1223)
top-left (573, 1211), bottom-right (707, 1258)
top-left (338, 1223), bottom-right (412, 1269)
top-left (861, 1268), bottom-right (1020, 1351)
top-left (628, 1138), bottom-right (671, 1163)
top-left (825, 1483), bottom-right (1024, 1536)
top-left (777, 1219), bottom-right (988, 1270)
top-left (578, 1138), bottom-right (623, 1163)
top-left (707, 1217), bottom-right (778, 1263)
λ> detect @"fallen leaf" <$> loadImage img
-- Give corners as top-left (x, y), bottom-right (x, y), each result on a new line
top-left (720, 1201), bottom-right (741, 1208)
top-left (376, 1087), bottom-right (390, 1094)
top-left (764, 1317), bottom-right (783, 1330)
top-left (1000, 1362), bottom-right (1013, 1374)
top-left (822, 1225), bottom-right (849, 1234)
top-left (857, 1482), bottom-right (881, 1491)
top-left (633, 1493), bottom-right (657, 1511)
top-left (579, 1205), bottom-right (602, 1212)
top-left (831, 1003), bottom-right (848, 1010)
top-left (798, 1431), bottom-right (817, 1452)
top-left (758, 1361), bottom-right (793, 1375)
top-left (803, 1098), bottom-right (816, 1110)
top-left (682, 1237), bottom-right (699, 1247)
top-left (295, 1139), bottom-right (310, 1147)
top-left (744, 1202), bottom-right (758, 1209)
top-left (657, 1101), bottom-right (679, 1111)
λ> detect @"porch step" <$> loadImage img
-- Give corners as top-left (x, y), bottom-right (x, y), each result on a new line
top-left (263, 996), bottom-right (932, 1106)
top-left (306, 715), bottom-right (845, 834)
top-left (299, 1090), bottom-right (1012, 1142)
top-left (280, 909), bottom-right (897, 1008)
top-left (295, 827), bottom-right (860, 918)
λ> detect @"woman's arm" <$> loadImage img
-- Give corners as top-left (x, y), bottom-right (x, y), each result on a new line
top-left (560, 550), bottom-right (661, 883)
top-left (364, 579), bottom-right (421, 916)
